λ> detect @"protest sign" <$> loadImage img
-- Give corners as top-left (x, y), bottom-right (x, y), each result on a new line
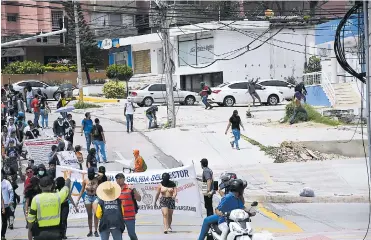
top-left (57, 151), bottom-right (80, 169)
top-left (24, 138), bottom-right (59, 165)
top-left (56, 165), bottom-right (203, 219)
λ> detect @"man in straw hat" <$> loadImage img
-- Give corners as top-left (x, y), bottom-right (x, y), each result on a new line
top-left (95, 181), bottom-right (126, 240)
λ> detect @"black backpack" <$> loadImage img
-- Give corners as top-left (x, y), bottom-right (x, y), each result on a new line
top-left (207, 87), bottom-right (212, 95)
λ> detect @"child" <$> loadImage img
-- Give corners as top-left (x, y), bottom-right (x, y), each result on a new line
top-left (75, 145), bottom-right (84, 170)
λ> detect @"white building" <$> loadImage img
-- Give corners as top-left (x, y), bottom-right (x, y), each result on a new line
top-left (107, 20), bottom-right (316, 92)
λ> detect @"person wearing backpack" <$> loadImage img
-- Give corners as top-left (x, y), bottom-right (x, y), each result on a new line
top-left (133, 149), bottom-right (147, 173)
top-left (91, 118), bottom-right (107, 163)
top-left (199, 82), bottom-right (213, 110)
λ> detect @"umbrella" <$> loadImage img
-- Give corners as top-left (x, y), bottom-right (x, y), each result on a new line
top-left (55, 106), bottom-right (75, 113)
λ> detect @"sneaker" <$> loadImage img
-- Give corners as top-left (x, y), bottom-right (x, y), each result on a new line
top-left (62, 235), bottom-right (67, 239)
top-left (209, 106), bottom-right (213, 109)
top-left (236, 147), bottom-right (240, 150)
top-left (164, 230), bottom-right (168, 234)
top-left (168, 228), bottom-right (172, 232)
top-left (8, 224), bottom-right (13, 230)
top-left (87, 232), bottom-right (93, 237)
top-left (94, 231), bottom-right (99, 237)
top-left (2, 236), bottom-right (6, 240)
top-left (230, 141), bottom-right (234, 148)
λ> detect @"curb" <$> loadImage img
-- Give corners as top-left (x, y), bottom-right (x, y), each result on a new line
top-left (247, 194), bottom-right (369, 203)
top-left (75, 96), bottom-right (121, 103)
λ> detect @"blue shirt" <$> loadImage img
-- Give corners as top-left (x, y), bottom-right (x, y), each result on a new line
top-left (81, 119), bottom-right (93, 133)
top-left (216, 192), bottom-right (244, 224)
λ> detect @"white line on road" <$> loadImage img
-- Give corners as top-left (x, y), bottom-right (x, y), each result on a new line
top-left (114, 151), bottom-right (132, 166)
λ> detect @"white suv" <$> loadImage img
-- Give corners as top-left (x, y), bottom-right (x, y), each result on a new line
top-left (208, 81), bottom-right (284, 107)
top-left (128, 83), bottom-right (201, 107)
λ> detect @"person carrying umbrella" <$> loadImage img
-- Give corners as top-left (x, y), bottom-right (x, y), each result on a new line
top-left (56, 93), bottom-right (70, 118)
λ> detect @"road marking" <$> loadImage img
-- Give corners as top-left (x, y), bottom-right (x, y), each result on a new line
top-left (259, 168), bottom-right (274, 185)
top-left (258, 205), bottom-right (303, 233)
top-left (114, 151), bottom-right (132, 166)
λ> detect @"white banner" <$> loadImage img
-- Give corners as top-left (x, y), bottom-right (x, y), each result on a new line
top-left (24, 138), bottom-right (59, 166)
top-left (57, 151), bottom-right (80, 169)
top-left (56, 165), bottom-right (203, 219)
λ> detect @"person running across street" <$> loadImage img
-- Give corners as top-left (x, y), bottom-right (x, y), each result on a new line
top-left (225, 110), bottom-right (245, 150)
top-left (145, 106), bottom-right (158, 129)
top-left (200, 158), bottom-right (214, 216)
top-left (247, 79), bottom-right (262, 106)
top-left (115, 173), bottom-right (141, 240)
top-left (30, 94), bottom-right (40, 127)
top-left (81, 112), bottom-right (93, 151)
top-left (289, 90), bottom-right (308, 125)
top-left (95, 181), bottom-right (126, 240)
top-left (91, 118), bottom-right (107, 163)
top-left (199, 82), bottom-right (213, 109)
top-left (1, 169), bottom-right (14, 240)
top-left (124, 99), bottom-right (135, 133)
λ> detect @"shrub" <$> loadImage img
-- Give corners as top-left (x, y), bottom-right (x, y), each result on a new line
top-left (43, 66), bottom-right (55, 72)
top-left (283, 101), bottom-right (340, 126)
top-left (74, 101), bottom-right (102, 109)
top-left (102, 81), bottom-right (126, 99)
top-left (106, 64), bottom-right (133, 81)
top-left (68, 65), bottom-right (77, 72)
top-left (54, 66), bottom-right (70, 72)
top-left (3, 61), bottom-right (44, 74)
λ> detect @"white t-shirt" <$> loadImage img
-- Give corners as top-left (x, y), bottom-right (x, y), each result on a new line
top-left (125, 102), bottom-right (134, 115)
top-left (26, 90), bottom-right (33, 99)
top-left (1, 179), bottom-right (13, 206)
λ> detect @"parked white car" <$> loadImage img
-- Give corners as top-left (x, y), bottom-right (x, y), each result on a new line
top-left (12, 80), bottom-right (74, 100)
top-left (258, 79), bottom-right (295, 101)
top-left (208, 81), bottom-right (284, 107)
top-left (128, 83), bottom-right (201, 107)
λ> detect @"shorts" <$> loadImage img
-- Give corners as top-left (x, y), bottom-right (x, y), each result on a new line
top-left (84, 194), bottom-right (97, 204)
top-left (160, 197), bottom-right (175, 210)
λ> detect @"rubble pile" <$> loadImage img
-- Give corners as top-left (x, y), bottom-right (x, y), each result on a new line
top-left (270, 141), bottom-right (346, 163)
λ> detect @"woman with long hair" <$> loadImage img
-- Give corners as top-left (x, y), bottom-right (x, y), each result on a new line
top-left (76, 167), bottom-right (103, 237)
top-left (225, 110), bottom-right (245, 150)
top-left (154, 173), bottom-right (177, 234)
top-left (39, 94), bottom-right (51, 129)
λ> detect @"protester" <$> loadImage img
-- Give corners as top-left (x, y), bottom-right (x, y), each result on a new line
top-left (6, 117), bottom-right (17, 137)
top-left (22, 167), bottom-right (34, 228)
top-left (76, 168), bottom-right (103, 237)
top-left (1, 169), bottom-right (14, 240)
top-left (24, 121), bottom-right (40, 140)
top-left (25, 84), bottom-right (33, 113)
top-left (47, 159), bottom-right (57, 180)
top-left (124, 99), bottom-right (135, 133)
top-left (65, 114), bottom-right (75, 148)
top-left (154, 173), bottom-right (177, 234)
top-left (133, 149), bottom-right (147, 173)
top-left (36, 164), bottom-right (48, 179)
top-left (23, 177), bottom-right (41, 229)
top-left (87, 148), bottom-right (98, 172)
top-left (57, 93), bottom-right (68, 118)
top-left (75, 145), bottom-right (84, 170)
top-left (98, 166), bottom-right (108, 185)
top-left (295, 82), bottom-right (307, 95)
top-left (16, 92), bottom-right (25, 116)
top-left (39, 95), bottom-right (51, 129)
top-left (145, 106), bottom-right (158, 129)
top-left (92, 118), bottom-right (107, 163)
top-left (55, 177), bottom-right (78, 240)
top-left (81, 112), bottom-right (93, 151)
top-left (95, 181), bottom-right (126, 240)
top-left (2, 84), bottom-right (9, 116)
top-left (199, 82), bottom-right (213, 110)
top-left (15, 112), bottom-right (27, 142)
top-left (289, 90), bottom-right (308, 125)
top-left (115, 173), bottom-right (141, 240)
top-left (225, 110), bottom-right (245, 151)
top-left (247, 79), bottom-right (262, 106)
top-left (2, 164), bottom-right (18, 231)
top-left (30, 94), bottom-right (40, 127)
top-left (48, 145), bottom-right (59, 165)
top-left (53, 116), bottom-right (69, 138)
top-left (201, 158), bottom-right (214, 216)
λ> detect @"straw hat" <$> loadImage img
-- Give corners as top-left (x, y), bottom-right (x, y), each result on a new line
top-left (96, 181), bottom-right (121, 202)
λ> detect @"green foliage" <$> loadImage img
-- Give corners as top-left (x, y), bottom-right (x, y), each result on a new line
top-left (106, 64), bottom-right (133, 81)
top-left (283, 101), bottom-right (340, 126)
top-left (305, 56), bottom-right (322, 73)
top-left (2, 61), bottom-right (44, 74)
top-left (74, 101), bottom-right (102, 109)
top-left (286, 76), bottom-right (296, 85)
top-left (102, 81), bottom-right (126, 99)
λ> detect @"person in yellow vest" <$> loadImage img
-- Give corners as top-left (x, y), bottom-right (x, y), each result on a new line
top-left (27, 171), bottom-right (72, 240)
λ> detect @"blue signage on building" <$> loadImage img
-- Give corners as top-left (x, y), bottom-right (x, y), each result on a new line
top-left (315, 14), bottom-right (361, 45)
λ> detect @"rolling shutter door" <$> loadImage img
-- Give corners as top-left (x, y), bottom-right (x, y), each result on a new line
top-left (133, 50), bottom-right (151, 74)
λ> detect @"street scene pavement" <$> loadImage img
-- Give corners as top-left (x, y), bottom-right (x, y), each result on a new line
top-left (6, 101), bottom-right (371, 240)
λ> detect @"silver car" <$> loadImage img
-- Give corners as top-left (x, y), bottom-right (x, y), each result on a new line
top-left (12, 80), bottom-right (73, 100)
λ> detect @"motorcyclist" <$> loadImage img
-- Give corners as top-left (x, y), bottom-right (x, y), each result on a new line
top-left (218, 172), bottom-right (237, 198)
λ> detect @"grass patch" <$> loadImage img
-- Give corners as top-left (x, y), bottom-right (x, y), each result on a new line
top-left (241, 134), bottom-right (278, 157)
top-left (74, 101), bottom-right (102, 109)
top-left (283, 102), bottom-right (340, 126)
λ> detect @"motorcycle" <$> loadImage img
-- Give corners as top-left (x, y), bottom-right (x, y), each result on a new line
top-left (209, 202), bottom-right (274, 240)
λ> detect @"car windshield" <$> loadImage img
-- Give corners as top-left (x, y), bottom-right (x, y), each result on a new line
top-left (140, 84), bottom-right (149, 90)
top-left (218, 82), bottom-right (229, 87)
top-left (39, 81), bottom-right (51, 86)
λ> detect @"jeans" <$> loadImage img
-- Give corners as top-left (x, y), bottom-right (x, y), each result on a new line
top-left (198, 214), bottom-right (219, 240)
top-left (124, 219), bottom-right (138, 240)
top-left (146, 114), bottom-right (153, 129)
top-left (289, 106), bottom-right (308, 125)
top-left (33, 112), bottom-right (40, 127)
top-left (250, 91), bottom-right (261, 105)
top-left (26, 98), bottom-right (32, 111)
top-left (1, 207), bottom-right (10, 237)
top-left (204, 195), bottom-right (214, 217)
top-left (202, 96), bottom-right (211, 108)
top-left (40, 109), bottom-right (49, 128)
top-left (100, 228), bottom-right (123, 240)
top-left (126, 114), bottom-right (134, 132)
top-left (84, 132), bottom-right (92, 151)
top-left (60, 203), bottom-right (69, 237)
top-left (231, 129), bottom-right (241, 149)
top-left (93, 140), bottom-right (107, 163)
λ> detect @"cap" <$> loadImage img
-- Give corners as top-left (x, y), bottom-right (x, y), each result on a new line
top-left (115, 173), bottom-right (125, 179)
top-left (39, 176), bottom-right (53, 187)
top-left (200, 158), bottom-right (208, 165)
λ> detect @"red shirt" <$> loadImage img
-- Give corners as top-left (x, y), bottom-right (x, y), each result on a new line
top-left (24, 177), bottom-right (32, 194)
top-left (200, 86), bottom-right (209, 97)
top-left (31, 98), bottom-right (39, 113)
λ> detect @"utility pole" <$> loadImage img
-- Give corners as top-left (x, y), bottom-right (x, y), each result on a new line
top-left (74, 0), bottom-right (84, 102)
top-left (157, 1), bottom-right (176, 127)
top-left (364, 0), bottom-right (371, 180)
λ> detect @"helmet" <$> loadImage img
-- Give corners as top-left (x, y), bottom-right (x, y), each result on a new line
top-left (242, 180), bottom-right (247, 189)
top-left (229, 179), bottom-right (244, 193)
top-left (18, 112), bottom-right (25, 118)
top-left (220, 172), bottom-right (237, 183)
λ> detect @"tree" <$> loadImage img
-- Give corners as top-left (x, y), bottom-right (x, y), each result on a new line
top-left (205, 1), bottom-right (240, 20)
top-left (305, 56), bottom-right (322, 73)
top-left (63, 1), bottom-right (102, 84)
top-left (106, 64), bottom-right (133, 96)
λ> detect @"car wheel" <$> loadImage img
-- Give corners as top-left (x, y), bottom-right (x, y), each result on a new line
top-left (184, 96), bottom-right (196, 105)
top-left (53, 92), bottom-right (61, 101)
top-left (268, 94), bottom-right (279, 105)
top-left (217, 103), bottom-right (224, 107)
top-left (143, 97), bottom-right (153, 107)
top-left (223, 96), bottom-right (235, 107)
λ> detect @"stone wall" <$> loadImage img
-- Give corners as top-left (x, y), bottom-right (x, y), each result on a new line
top-left (1, 71), bottom-right (107, 85)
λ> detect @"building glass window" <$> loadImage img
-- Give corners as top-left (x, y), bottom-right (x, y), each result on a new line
top-left (91, 13), bottom-right (108, 27)
top-left (178, 32), bottom-right (213, 66)
top-left (7, 13), bottom-right (18, 22)
top-left (51, 11), bottom-right (64, 30)
top-left (109, 14), bottom-right (122, 26)
top-left (114, 52), bottom-right (127, 65)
